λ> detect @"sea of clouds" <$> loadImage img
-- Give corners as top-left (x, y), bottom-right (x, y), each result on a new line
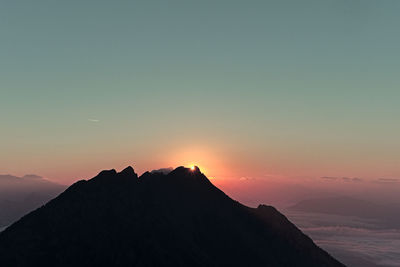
top-left (285, 210), bottom-right (400, 267)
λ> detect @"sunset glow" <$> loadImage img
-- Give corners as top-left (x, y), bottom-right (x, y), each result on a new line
top-left (2, 1), bottom-right (400, 266)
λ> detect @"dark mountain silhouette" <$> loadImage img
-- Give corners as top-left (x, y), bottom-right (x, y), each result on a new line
top-left (0, 166), bottom-right (344, 267)
top-left (0, 174), bottom-right (65, 228)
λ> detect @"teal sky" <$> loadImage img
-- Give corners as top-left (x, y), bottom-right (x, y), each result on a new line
top-left (1, 0), bottom-right (400, 183)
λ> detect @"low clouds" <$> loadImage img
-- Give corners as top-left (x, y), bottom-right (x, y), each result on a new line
top-left (376, 178), bottom-right (399, 184)
top-left (320, 176), bottom-right (363, 182)
top-left (88, 119), bottom-right (100, 122)
top-left (321, 176), bottom-right (338, 180)
top-left (286, 210), bottom-right (400, 267)
top-left (320, 176), bottom-right (400, 184)
top-left (306, 226), bottom-right (400, 267)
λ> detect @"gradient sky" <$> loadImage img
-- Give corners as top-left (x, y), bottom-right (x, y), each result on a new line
top-left (1, 0), bottom-right (400, 184)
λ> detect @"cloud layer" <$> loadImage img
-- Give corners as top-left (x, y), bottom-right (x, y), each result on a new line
top-left (285, 210), bottom-right (400, 267)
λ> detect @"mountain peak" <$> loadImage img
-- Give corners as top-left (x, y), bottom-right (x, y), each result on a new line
top-left (118, 166), bottom-right (137, 178)
top-left (22, 174), bottom-right (42, 179)
top-left (96, 169), bottom-right (117, 177)
top-left (169, 166), bottom-right (201, 176)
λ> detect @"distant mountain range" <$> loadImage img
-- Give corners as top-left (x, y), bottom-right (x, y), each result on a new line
top-left (289, 196), bottom-right (400, 229)
top-left (0, 166), bottom-right (344, 266)
top-left (0, 174), bottom-right (65, 228)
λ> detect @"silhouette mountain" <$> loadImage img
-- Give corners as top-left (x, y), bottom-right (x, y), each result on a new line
top-left (0, 166), bottom-right (344, 267)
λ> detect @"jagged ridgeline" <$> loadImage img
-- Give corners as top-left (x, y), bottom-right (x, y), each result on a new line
top-left (0, 166), bottom-right (344, 267)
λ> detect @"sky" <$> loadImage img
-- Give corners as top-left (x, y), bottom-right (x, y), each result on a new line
top-left (1, 0), bottom-right (400, 185)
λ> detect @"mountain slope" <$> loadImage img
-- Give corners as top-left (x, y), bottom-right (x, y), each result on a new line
top-left (0, 166), bottom-right (344, 267)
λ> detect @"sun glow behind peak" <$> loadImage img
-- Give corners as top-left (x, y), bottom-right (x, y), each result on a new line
top-left (163, 146), bottom-right (234, 182)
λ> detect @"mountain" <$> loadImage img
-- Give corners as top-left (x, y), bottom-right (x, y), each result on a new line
top-left (0, 174), bottom-right (65, 228)
top-left (289, 196), bottom-right (400, 229)
top-left (0, 166), bottom-right (344, 267)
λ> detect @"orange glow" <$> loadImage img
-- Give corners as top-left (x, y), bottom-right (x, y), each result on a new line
top-left (163, 146), bottom-right (233, 180)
